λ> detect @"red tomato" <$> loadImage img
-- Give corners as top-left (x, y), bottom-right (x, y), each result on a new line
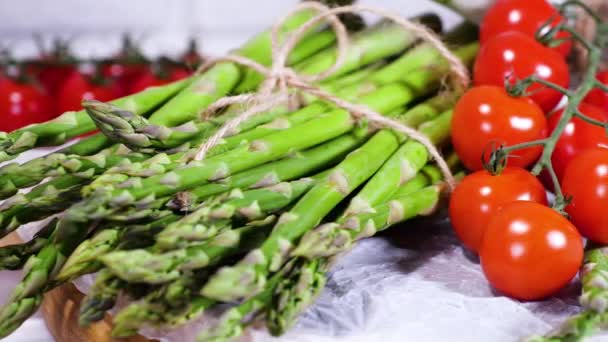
top-left (0, 78), bottom-right (54, 132)
top-left (102, 62), bottom-right (148, 96)
top-left (102, 37), bottom-right (148, 95)
top-left (450, 168), bottom-right (547, 252)
top-left (38, 64), bottom-right (76, 95)
top-left (584, 70), bottom-right (608, 112)
top-left (548, 103), bottom-right (608, 181)
top-left (31, 40), bottom-right (78, 95)
top-left (480, 0), bottom-right (572, 57)
top-left (474, 31), bottom-right (570, 113)
top-left (129, 67), bottom-right (191, 94)
top-left (451, 86), bottom-right (548, 171)
top-left (562, 148), bottom-right (608, 243)
top-left (128, 70), bottom-right (170, 94)
top-left (480, 201), bottom-right (583, 300)
top-left (170, 67), bottom-right (192, 81)
top-left (56, 71), bottom-right (121, 113)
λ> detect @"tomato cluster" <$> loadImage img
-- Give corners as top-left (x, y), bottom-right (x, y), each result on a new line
top-left (450, 0), bottom-right (608, 301)
top-left (0, 36), bottom-right (200, 133)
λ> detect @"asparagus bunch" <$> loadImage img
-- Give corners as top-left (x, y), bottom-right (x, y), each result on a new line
top-left (0, 9), bottom-right (480, 340)
top-left (76, 94), bottom-right (457, 336)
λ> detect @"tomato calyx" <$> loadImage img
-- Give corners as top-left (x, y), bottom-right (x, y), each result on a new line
top-left (481, 141), bottom-right (509, 176)
top-left (533, 13), bottom-right (571, 51)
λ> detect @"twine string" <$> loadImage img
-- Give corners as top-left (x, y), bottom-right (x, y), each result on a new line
top-left (190, 2), bottom-right (471, 190)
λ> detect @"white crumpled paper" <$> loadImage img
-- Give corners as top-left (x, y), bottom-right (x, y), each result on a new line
top-left (17, 211), bottom-right (607, 342)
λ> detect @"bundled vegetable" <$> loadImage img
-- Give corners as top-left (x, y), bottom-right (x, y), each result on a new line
top-left (0, 2), bottom-right (480, 341)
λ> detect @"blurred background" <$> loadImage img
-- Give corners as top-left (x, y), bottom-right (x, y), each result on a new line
top-left (0, 0), bottom-right (463, 58)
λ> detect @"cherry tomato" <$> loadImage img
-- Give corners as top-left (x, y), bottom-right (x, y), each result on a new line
top-left (102, 62), bottom-right (148, 95)
top-left (480, 201), bottom-right (583, 301)
top-left (57, 71), bottom-right (121, 113)
top-left (548, 103), bottom-right (608, 181)
top-left (129, 66), bottom-right (191, 94)
top-left (32, 39), bottom-right (77, 95)
top-left (128, 69), bottom-right (170, 94)
top-left (102, 36), bottom-right (148, 95)
top-left (584, 70), bottom-right (608, 112)
top-left (170, 67), bottom-right (192, 81)
top-left (480, 0), bottom-right (572, 57)
top-left (474, 31), bottom-right (570, 113)
top-left (450, 167), bottom-right (547, 252)
top-left (38, 64), bottom-right (76, 95)
top-left (562, 148), bottom-right (608, 243)
top-left (451, 85), bottom-right (547, 171)
top-left (0, 78), bottom-right (54, 132)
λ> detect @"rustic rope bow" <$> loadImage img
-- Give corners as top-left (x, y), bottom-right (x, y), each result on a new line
top-left (192, 2), bottom-right (471, 190)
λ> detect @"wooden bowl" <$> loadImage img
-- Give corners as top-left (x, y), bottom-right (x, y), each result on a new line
top-left (2, 233), bottom-right (152, 342)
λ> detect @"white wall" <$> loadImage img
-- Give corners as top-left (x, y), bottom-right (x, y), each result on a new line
top-left (0, 0), bottom-right (464, 59)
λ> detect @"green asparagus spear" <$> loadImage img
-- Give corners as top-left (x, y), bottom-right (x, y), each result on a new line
top-left (0, 134), bottom-right (122, 200)
top-left (580, 248), bottom-right (608, 313)
top-left (111, 271), bottom-right (216, 336)
top-left (266, 258), bottom-right (328, 336)
top-left (233, 11), bottom-right (439, 92)
top-left (293, 183), bottom-right (443, 258)
top-left (528, 248), bottom-right (608, 342)
top-left (527, 311), bottom-right (604, 342)
top-left (197, 259), bottom-right (298, 342)
top-left (0, 295), bottom-right (43, 335)
top-left (0, 150), bottom-right (149, 238)
top-left (78, 269), bottom-right (124, 326)
top-left (0, 219), bottom-right (57, 270)
top-left (0, 229), bottom-right (68, 337)
top-left (0, 144), bottom-right (142, 199)
top-left (340, 105), bottom-right (451, 219)
top-left (54, 214), bottom-right (179, 282)
top-left (290, 15), bottom-right (441, 82)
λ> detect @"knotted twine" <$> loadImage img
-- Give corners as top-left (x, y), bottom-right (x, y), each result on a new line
top-left (192, 2), bottom-right (471, 190)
